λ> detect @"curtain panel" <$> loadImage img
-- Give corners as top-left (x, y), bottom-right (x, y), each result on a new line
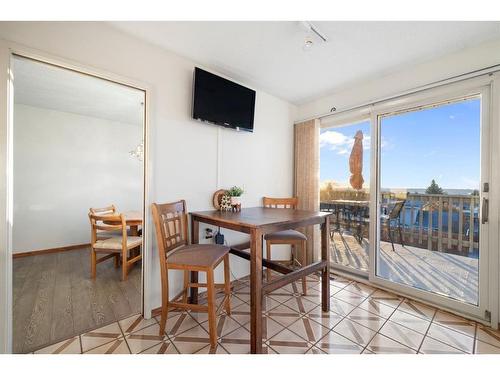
top-left (294, 119), bottom-right (320, 265)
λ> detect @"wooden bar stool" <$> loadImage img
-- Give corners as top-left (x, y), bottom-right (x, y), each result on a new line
top-left (263, 197), bottom-right (307, 295)
top-left (152, 200), bottom-right (231, 348)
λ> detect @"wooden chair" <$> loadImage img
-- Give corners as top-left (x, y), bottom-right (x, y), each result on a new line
top-left (88, 212), bottom-right (142, 281)
top-left (263, 197), bottom-right (307, 295)
top-left (152, 200), bottom-right (231, 348)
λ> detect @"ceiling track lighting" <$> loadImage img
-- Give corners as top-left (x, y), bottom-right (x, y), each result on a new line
top-left (300, 21), bottom-right (328, 43)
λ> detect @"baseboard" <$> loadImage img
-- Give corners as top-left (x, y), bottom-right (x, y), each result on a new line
top-left (13, 243), bottom-right (90, 259)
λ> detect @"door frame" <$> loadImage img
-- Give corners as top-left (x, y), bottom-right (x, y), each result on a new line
top-left (319, 108), bottom-right (372, 277)
top-left (0, 41), bottom-right (154, 353)
top-left (368, 75), bottom-right (496, 323)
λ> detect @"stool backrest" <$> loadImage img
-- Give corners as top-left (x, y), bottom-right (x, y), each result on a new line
top-left (152, 200), bottom-right (189, 259)
top-left (263, 197), bottom-right (298, 209)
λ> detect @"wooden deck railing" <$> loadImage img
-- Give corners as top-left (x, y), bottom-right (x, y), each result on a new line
top-left (400, 193), bottom-right (479, 255)
top-left (320, 193), bottom-right (480, 256)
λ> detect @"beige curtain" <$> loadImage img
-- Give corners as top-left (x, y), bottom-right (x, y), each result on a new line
top-left (294, 119), bottom-right (320, 265)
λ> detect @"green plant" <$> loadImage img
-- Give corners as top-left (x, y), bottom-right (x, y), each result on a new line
top-left (425, 179), bottom-right (445, 195)
top-left (227, 186), bottom-right (244, 197)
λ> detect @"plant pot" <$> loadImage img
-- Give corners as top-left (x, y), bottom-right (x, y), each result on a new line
top-left (230, 196), bottom-right (241, 206)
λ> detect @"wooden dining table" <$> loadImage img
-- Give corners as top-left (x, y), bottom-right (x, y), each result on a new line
top-left (103, 210), bottom-right (143, 236)
top-left (122, 210), bottom-right (143, 236)
top-left (190, 207), bottom-right (332, 354)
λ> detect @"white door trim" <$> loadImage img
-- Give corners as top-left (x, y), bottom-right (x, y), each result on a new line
top-left (0, 40), bottom-right (154, 353)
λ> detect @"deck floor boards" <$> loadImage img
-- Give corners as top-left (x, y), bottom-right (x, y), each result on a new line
top-left (331, 232), bottom-right (478, 305)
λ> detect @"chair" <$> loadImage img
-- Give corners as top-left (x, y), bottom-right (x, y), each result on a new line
top-left (88, 212), bottom-right (142, 281)
top-left (90, 205), bottom-right (142, 237)
top-left (381, 200), bottom-right (406, 251)
top-left (263, 197), bottom-right (307, 295)
top-left (151, 200), bottom-right (231, 348)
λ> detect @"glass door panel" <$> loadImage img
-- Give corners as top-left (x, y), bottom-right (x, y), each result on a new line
top-left (376, 97), bottom-right (482, 306)
top-left (320, 120), bottom-right (371, 273)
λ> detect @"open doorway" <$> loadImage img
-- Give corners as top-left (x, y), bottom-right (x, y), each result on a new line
top-left (11, 56), bottom-right (146, 353)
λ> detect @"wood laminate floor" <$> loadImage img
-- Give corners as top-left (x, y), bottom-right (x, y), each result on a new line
top-left (13, 247), bottom-right (141, 353)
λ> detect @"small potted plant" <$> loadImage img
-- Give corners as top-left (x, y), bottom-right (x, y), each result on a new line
top-left (227, 186), bottom-right (244, 206)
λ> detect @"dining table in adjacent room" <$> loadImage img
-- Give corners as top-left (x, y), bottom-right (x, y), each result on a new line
top-left (103, 210), bottom-right (143, 236)
top-left (189, 207), bottom-right (332, 354)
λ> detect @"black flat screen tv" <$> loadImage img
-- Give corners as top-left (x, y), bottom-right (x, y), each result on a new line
top-left (192, 67), bottom-right (256, 132)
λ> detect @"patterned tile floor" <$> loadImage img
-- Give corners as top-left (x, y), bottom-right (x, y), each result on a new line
top-left (32, 273), bottom-right (500, 354)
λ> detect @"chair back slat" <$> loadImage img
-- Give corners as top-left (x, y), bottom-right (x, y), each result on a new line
top-left (88, 212), bottom-right (127, 244)
top-left (263, 197), bottom-right (298, 209)
top-left (389, 200), bottom-right (406, 220)
top-left (89, 205), bottom-right (116, 216)
top-left (152, 200), bottom-right (189, 260)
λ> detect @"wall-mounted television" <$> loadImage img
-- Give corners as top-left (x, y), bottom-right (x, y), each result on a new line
top-left (192, 67), bottom-right (256, 132)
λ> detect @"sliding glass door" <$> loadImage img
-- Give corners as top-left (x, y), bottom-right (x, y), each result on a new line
top-left (370, 82), bottom-right (491, 319)
top-left (321, 77), bottom-right (493, 320)
top-left (320, 118), bottom-right (371, 275)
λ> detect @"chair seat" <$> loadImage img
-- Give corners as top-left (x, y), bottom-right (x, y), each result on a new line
top-left (94, 236), bottom-right (142, 250)
top-left (264, 229), bottom-right (306, 241)
top-left (167, 244), bottom-right (230, 268)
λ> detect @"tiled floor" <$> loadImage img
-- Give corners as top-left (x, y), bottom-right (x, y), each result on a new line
top-left (32, 273), bottom-right (500, 354)
top-left (331, 232), bottom-right (478, 304)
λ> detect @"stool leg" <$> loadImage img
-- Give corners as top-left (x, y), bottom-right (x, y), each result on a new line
top-left (223, 254), bottom-right (231, 315)
top-left (266, 241), bottom-right (272, 281)
top-left (207, 268), bottom-right (217, 348)
top-left (114, 254), bottom-right (120, 268)
top-left (159, 280), bottom-right (169, 336)
top-left (121, 247), bottom-right (128, 281)
top-left (182, 270), bottom-right (189, 304)
top-left (301, 240), bottom-right (307, 296)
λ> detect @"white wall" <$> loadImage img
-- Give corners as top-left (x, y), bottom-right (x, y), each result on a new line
top-left (297, 38), bottom-right (500, 121)
top-left (12, 104), bottom-right (143, 253)
top-left (0, 22), bottom-right (297, 331)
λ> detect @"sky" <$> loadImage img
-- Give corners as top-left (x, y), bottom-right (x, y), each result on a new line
top-left (320, 98), bottom-right (481, 190)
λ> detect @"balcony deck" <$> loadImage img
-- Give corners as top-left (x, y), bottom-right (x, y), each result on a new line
top-left (331, 231), bottom-right (479, 305)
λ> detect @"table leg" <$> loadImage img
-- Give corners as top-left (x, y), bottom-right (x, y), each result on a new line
top-left (130, 225), bottom-right (140, 258)
top-left (189, 217), bottom-right (200, 304)
top-left (321, 216), bottom-right (331, 311)
top-left (249, 228), bottom-right (263, 354)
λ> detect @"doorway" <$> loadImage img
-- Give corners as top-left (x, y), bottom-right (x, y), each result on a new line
top-left (11, 55), bottom-right (147, 353)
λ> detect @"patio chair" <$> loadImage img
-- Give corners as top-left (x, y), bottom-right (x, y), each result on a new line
top-left (381, 200), bottom-right (406, 251)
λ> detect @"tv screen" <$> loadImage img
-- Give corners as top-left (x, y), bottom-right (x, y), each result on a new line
top-left (192, 67), bottom-right (256, 132)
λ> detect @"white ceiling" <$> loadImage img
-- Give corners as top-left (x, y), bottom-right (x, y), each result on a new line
top-left (13, 56), bottom-right (145, 125)
top-left (110, 21), bottom-right (500, 105)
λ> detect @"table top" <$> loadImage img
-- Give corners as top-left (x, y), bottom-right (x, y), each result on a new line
top-left (102, 211), bottom-right (142, 224)
top-left (191, 207), bottom-right (331, 231)
top-left (121, 211), bottom-right (142, 222)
